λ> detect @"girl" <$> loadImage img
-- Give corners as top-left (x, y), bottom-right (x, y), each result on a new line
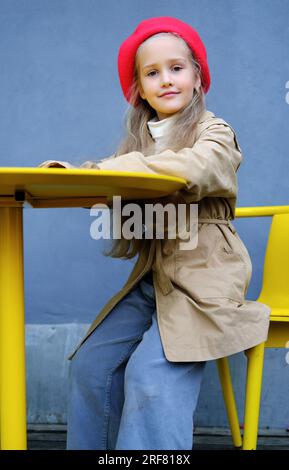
top-left (40, 16), bottom-right (270, 450)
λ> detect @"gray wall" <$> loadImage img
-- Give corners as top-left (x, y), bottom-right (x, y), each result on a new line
top-left (1, 0), bottom-right (289, 427)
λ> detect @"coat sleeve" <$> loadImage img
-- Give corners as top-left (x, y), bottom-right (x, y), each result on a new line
top-left (85, 123), bottom-right (242, 202)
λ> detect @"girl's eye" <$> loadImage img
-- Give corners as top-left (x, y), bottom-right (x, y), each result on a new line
top-left (146, 65), bottom-right (183, 77)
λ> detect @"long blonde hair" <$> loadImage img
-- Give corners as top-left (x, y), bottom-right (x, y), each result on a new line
top-left (103, 32), bottom-right (206, 260)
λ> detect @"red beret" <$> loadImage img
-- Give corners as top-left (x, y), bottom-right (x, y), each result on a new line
top-left (117, 16), bottom-right (211, 105)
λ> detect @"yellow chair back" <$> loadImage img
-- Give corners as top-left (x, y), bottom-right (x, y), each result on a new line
top-left (258, 213), bottom-right (289, 310)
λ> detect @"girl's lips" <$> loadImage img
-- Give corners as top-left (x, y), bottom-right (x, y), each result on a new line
top-left (160, 92), bottom-right (179, 98)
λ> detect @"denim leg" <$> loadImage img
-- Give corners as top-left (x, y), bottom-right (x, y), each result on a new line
top-left (66, 276), bottom-right (156, 450)
top-left (115, 311), bottom-right (207, 450)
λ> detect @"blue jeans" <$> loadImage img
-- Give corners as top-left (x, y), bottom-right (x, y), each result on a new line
top-left (66, 271), bottom-right (206, 450)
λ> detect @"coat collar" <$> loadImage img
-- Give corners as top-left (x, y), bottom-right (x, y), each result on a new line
top-left (198, 109), bottom-right (215, 124)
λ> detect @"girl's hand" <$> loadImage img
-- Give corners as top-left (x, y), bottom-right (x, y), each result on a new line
top-left (38, 160), bottom-right (75, 168)
top-left (80, 160), bottom-right (101, 169)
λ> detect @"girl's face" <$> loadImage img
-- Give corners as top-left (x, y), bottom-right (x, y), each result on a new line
top-left (136, 35), bottom-right (201, 120)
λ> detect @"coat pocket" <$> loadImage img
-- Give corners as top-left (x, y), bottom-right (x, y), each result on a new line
top-left (174, 223), bottom-right (251, 302)
top-left (215, 225), bottom-right (252, 298)
top-left (217, 227), bottom-right (253, 296)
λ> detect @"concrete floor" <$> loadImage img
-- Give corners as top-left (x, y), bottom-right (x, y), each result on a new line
top-left (26, 425), bottom-right (289, 450)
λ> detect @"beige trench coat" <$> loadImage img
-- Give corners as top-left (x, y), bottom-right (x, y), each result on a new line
top-left (68, 109), bottom-right (271, 362)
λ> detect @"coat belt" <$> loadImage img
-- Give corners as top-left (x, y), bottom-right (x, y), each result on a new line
top-left (151, 218), bottom-right (237, 296)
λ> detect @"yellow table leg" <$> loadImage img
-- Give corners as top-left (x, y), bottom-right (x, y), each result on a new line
top-left (242, 342), bottom-right (265, 450)
top-left (0, 207), bottom-right (27, 450)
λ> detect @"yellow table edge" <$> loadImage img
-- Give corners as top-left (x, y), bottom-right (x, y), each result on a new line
top-left (0, 167), bottom-right (186, 184)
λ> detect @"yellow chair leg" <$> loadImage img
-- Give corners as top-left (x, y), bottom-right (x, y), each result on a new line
top-left (217, 357), bottom-right (242, 448)
top-left (242, 342), bottom-right (265, 450)
top-left (0, 207), bottom-right (27, 450)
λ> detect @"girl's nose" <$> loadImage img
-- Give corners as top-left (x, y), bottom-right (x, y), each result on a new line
top-left (160, 71), bottom-right (173, 86)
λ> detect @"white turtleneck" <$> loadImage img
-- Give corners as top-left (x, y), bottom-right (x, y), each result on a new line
top-left (147, 114), bottom-right (177, 152)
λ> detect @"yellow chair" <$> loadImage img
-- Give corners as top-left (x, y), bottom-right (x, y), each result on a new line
top-left (216, 205), bottom-right (289, 450)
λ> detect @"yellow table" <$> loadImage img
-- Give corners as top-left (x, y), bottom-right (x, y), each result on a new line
top-left (0, 167), bottom-right (186, 450)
